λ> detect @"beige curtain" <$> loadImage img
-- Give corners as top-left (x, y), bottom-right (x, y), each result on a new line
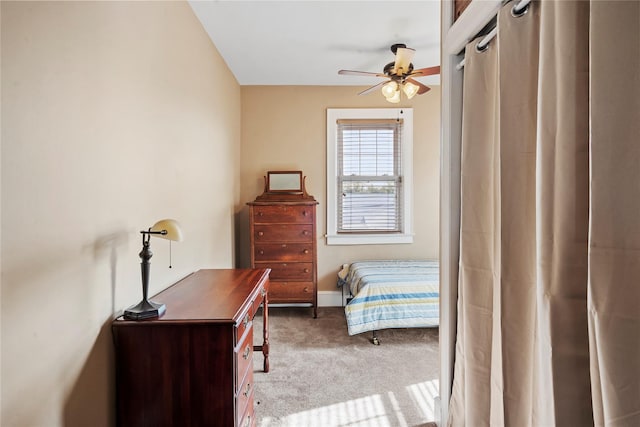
top-left (448, 1), bottom-right (640, 426)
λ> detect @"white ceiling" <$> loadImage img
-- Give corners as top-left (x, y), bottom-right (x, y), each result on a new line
top-left (188, 1), bottom-right (441, 87)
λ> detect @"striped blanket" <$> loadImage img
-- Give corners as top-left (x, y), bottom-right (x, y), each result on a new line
top-left (338, 260), bottom-right (439, 336)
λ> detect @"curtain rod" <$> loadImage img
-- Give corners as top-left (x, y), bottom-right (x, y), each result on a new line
top-left (455, 0), bottom-right (531, 71)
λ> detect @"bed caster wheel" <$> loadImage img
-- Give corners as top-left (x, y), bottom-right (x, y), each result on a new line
top-left (372, 337), bottom-right (380, 345)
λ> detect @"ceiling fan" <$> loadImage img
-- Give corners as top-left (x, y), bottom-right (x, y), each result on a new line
top-left (338, 43), bottom-right (440, 103)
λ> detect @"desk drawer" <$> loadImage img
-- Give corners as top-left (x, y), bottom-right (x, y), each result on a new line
top-left (254, 224), bottom-right (313, 243)
top-left (239, 400), bottom-right (256, 427)
top-left (236, 369), bottom-right (254, 426)
top-left (236, 279), bottom-right (267, 343)
top-left (235, 310), bottom-right (252, 344)
top-left (235, 326), bottom-right (253, 393)
top-left (253, 285), bottom-right (267, 315)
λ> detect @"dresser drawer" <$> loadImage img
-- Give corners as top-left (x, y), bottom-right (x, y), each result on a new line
top-left (236, 369), bottom-right (254, 426)
top-left (235, 325), bottom-right (253, 393)
top-left (256, 262), bottom-right (313, 281)
top-left (254, 224), bottom-right (313, 243)
top-left (253, 205), bottom-right (314, 224)
top-left (254, 243), bottom-right (313, 262)
top-left (269, 281), bottom-right (315, 302)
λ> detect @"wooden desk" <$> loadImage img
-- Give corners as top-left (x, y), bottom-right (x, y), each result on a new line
top-left (112, 268), bottom-right (270, 427)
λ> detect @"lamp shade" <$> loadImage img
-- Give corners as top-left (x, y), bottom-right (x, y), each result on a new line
top-left (403, 81), bottom-right (420, 99)
top-left (381, 80), bottom-right (399, 98)
top-left (150, 219), bottom-right (184, 242)
top-left (386, 89), bottom-right (401, 103)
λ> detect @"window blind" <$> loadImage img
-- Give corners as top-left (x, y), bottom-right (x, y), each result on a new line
top-left (336, 119), bottom-right (403, 233)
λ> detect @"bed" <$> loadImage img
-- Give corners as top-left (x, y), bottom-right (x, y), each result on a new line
top-left (337, 260), bottom-right (439, 343)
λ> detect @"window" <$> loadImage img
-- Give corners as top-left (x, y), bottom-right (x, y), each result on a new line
top-left (326, 108), bottom-right (413, 245)
top-left (338, 119), bottom-right (403, 232)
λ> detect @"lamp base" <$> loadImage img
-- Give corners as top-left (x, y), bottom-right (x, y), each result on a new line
top-left (123, 299), bottom-right (166, 320)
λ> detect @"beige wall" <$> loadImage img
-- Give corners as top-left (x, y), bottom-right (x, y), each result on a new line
top-left (1, 2), bottom-right (240, 426)
top-left (238, 86), bottom-right (440, 295)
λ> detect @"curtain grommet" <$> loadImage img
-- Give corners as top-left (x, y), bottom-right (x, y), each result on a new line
top-left (476, 41), bottom-right (490, 53)
top-left (511, 2), bottom-right (530, 18)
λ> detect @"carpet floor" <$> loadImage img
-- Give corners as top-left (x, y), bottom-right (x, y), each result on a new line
top-left (252, 307), bottom-right (439, 427)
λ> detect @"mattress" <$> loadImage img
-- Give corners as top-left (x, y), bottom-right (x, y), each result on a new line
top-left (338, 260), bottom-right (439, 336)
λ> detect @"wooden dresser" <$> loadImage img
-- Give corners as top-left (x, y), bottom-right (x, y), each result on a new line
top-left (247, 172), bottom-right (318, 317)
top-left (112, 268), bottom-right (270, 427)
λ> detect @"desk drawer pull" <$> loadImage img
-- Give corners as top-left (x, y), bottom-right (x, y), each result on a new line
top-left (243, 345), bottom-right (251, 360)
top-left (243, 314), bottom-right (250, 327)
top-left (243, 382), bottom-right (251, 397)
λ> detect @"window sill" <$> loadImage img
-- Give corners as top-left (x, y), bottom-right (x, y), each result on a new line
top-left (325, 233), bottom-right (414, 245)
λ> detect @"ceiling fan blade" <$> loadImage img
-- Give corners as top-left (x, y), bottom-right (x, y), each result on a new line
top-left (339, 69), bottom-right (386, 78)
top-left (358, 80), bottom-right (387, 96)
top-left (406, 78), bottom-right (431, 95)
top-left (409, 65), bottom-right (441, 77)
top-left (394, 47), bottom-right (415, 74)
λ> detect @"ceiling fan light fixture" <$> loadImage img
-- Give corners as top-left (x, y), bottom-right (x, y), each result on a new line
top-left (337, 43), bottom-right (440, 102)
top-left (386, 89), bottom-right (401, 103)
top-left (403, 81), bottom-right (420, 99)
top-left (381, 80), bottom-right (399, 98)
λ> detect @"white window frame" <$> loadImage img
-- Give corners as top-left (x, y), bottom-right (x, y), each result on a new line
top-left (326, 108), bottom-right (414, 245)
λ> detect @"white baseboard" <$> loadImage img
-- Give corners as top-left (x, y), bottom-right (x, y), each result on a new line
top-left (434, 395), bottom-right (442, 427)
top-left (318, 290), bottom-right (343, 307)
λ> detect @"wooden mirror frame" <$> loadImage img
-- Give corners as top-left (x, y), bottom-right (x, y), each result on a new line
top-left (266, 171), bottom-right (303, 193)
top-left (253, 170), bottom-right (315, 202)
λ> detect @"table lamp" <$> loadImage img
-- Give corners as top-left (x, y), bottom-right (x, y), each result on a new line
top-left (124, 219), bottom-right (183, 320)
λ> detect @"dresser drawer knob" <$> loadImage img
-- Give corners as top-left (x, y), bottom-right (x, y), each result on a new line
top-left (243, 345), bottom-right (251, 360)
top-left (281, 244), bottom-right (287, 248)
top-left (259, 250), bottom-right (264, 255)
top-left (261, 288), bottom-right (267, 297)
top-left (304, 268), bottom-right (310, 273)
top-left (243, 382), bottom-right (251, 397)
top-left (243, 314), bottom-right (250, 327)
top-left (303, 249), bottom-right (309, 254)
top-left (302, 210), bottom-right (308, 216)
top-left (304, 287), bottom-right (309, 293)
top-left (303, 230), bottom-right (309, 236)
top-left (258, 231), bottom-right (264, 236)
top-left (258, 211), bottom-right (263, 216)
